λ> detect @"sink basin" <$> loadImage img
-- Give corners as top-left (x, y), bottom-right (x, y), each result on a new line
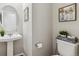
top-left (0, 33), bottom-right (22, 42)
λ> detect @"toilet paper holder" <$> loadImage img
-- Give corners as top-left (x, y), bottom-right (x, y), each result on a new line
top-left (35, 42), bottom-right (43, 48)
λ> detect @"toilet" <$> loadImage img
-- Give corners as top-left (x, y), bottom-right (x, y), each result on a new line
top-left (56, 39), bottom-right (79, 56)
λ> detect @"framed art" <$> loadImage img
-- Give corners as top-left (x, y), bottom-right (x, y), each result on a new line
top-left (0, 13), bottom-right (2, 24)
top-left (24, 7), bottom-right (29, 22)
top-left (59, 3), bottom-right (77, 22)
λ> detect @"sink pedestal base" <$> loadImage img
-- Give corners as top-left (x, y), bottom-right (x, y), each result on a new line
top-left (0, 33), bottom-right (22, 56)
top-left (7, 41), bottom-right (13, 56)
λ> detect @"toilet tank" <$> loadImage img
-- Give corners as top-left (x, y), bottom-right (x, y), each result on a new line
top-left (57, 39), bottom-right (79, 56)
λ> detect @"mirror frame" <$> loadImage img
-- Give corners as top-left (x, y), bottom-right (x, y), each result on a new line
top-left (2, 5), bottom-right (18, 34)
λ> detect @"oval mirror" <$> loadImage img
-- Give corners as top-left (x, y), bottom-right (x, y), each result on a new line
top-left (2, 5), bottom-right (17, 34)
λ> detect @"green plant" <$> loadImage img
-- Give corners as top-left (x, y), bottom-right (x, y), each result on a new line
top-left (0, 30), bottom-right (5, 36)
top-left (59, 31), bottom-right (69, 37)
top-left (0, 25), bottom-right (5, 37)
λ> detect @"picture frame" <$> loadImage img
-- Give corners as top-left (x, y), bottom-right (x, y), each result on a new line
top-left (24, 7), bottom-right (29, 22)
top-left (0, 13), bottom-right (2, 24)
top-left (59, 3), bottom-right (77, 22)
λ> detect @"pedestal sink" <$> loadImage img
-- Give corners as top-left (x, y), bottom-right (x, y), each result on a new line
top-left (0, 33), bottom-right (22, 56)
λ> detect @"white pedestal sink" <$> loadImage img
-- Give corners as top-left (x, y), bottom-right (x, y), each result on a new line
top-left (0, 33), bottom-right (22, 56)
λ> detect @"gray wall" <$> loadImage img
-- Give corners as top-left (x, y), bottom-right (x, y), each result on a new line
top-left (32, 3), bottom-right (52, 56)
top-left (0, 3), bottom-right (23, 56)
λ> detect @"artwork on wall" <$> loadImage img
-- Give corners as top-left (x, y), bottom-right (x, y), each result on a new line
top-left (59, 3), bottom-right (77, 22)
top-left (0, 13), bottom-right (2, 24)
top-left (24, 7), bottom-right (29, 22)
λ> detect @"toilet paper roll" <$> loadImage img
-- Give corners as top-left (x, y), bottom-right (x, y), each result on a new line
top-left (35, 42), bottom-right (43, 48)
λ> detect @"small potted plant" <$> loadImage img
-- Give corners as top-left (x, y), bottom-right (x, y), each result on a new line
top-left (0, 26), bottom-right (5, 37)
top-left (0, 30), bottom-right (5, 37)
top-left (59, 31), bottom-right (69, 37)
